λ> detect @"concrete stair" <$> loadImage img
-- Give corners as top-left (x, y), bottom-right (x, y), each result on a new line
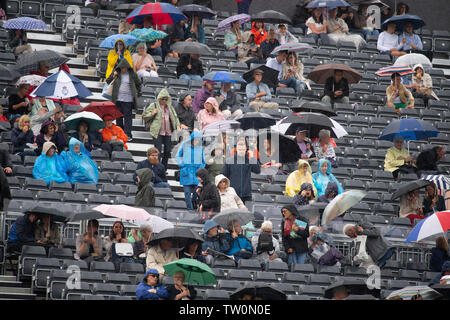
top-left (0, 276), bottom-right (36, 300)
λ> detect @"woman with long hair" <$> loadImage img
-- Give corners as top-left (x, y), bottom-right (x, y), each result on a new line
top-left (104, 221), bottom-right (128, 262)
top-left (282, 52), bottom-right (310, 95)
top-left (423, 182), bottom-right (445, 215)
top-left (306, 8), bottom-right (329, 44)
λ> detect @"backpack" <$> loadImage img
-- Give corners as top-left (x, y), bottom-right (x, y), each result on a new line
top-left (257, 232), bottom-right (274, 254)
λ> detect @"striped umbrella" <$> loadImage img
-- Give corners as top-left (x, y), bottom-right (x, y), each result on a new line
top-left (30, 70), bottom-right (92, 99)
top-left (99, 34), bottom-right (138, 49)
top-left (405, 210), bottom-right (450, 243)
top-left (375, 65), bottom-right (415, 77)
top-left (3, 17), bottom-right (49, 30)
top-left (421, 175), bottom-right (450, 196)
top-left (270, 43), bottom-right (312, 55)
top-left (126, 2), bottom-right (187, 25)
top-left (216, 14), bottom-right (251, 32)
top-left (386, 286), bottom-right (442, 300)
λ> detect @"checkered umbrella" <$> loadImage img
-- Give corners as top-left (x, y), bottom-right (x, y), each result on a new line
top-left (14, 50), bottom-right (69, 76)
top-left (3, 17), bottom-right (49, 30)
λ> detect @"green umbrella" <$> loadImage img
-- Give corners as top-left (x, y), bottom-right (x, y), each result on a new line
top-left (63, 111), bottom-right (106, 132)
top-left (140, 29), bottom-right (168, 42)
top-left (163, 258), bottom-right (217, 285)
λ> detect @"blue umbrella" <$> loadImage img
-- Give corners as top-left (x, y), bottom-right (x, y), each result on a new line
top-left (203, 71), bottom-right (247, 84)
top-left (378, 119), bottom-right (439, 142)
top-left (99, 34), bottom-right (138, 49)
top-left (3, 17), bottom-right (49, 30)
top-left (307, 0), bottom-right (351, 9)
top-left (381, 14), bottom-right (425, 32)
top-left (30, 70), bottom-right (92, 99)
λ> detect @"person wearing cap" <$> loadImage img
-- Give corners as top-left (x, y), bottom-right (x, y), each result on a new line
top-left (215, 82), bottom-right (243, 120)
top-left (100, 114), bottom-right (128, 154)
top-left (386, 72), bottom-right (414, 114)
top-left (260, 26), bottom-right (280, 60)
top-left (32, 141), bottom-right (69, 186)
top-left (377, 21), bottom-right (407, 56)
top-left (175, 92), bottom-right (196, 131)
top-left (176, 53), bottom-right (204, 81)
top-left (245, 69), bottom-right (279, 112)
top-left (192, 79), bottom-right (216, 114)
top-left (136, 268), bottom-right (169, 300)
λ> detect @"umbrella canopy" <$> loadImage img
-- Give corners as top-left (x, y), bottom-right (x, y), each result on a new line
top-left (212, 209), bottom-right (254, 229)
top-left (290, 100), bottom-right (337, 116)
top-left (324, 279), bottom-right (379, 299)
top-left (386, 286), bottom-right (442, 300)
top-left (277, 112), bottom-right (346, 137)
top-left (149, 227), bottom-right (203, 247)
top-left (378, 119), bottom-right (439, 142)
top-left (405, 210), bottom-right (450, 243)
top-left (131, 215), bottom-right (173, 234)
top-left (138, 29), bottom-right (168, 42)
top-left (202, 120), bottom-right (241, 137)
top-left (375, 65), bottom-right (415, 77)
top-left (78, 101), bottom-right (123, 120)
top-left (230, 283), bottom-right (287, 300)
top-left (350, 0), bottom-right (388, 7)
top-left (69, 208), bottom-right (108, 222)
top-left (114, 3), bottom-right (141, 13)
top-left (163, 258), bottom-right (216, 285)
top-left (271, 43), bottom-right (313, 55)
top-left (179, 4), bottom-right (216, 19)
top-left (307, 0), bottom-right (351, 9)
top-left (63, 111), bottom-right (105, 132)
top-left (394, 53), bottom-right (432, 68)
top-left (14, 50), bottom-right (70, 76)
top-left (391, 179), bottom-right (432, 200)
top-left (381, 14), bottom-right (425, 32)
top-left (203, 71), bottom-right (246, 84)
top-left (322, 190), bottom-right (367, 225)
top-left (216, 14), bottom-right (251, 32)
top-left (421, 175), bottom-right (450, 196)
top-left (0, 65), bottom-right (21, 82)
top-left (243, 65), bottom-right (280, 89)
top-left (16, 74), bottom-right (46, 87)
top-left (252, 10), bottom-right (292, 24)
top-left (170, 41), bottom-right (214, 55)
top-left (93, 204), bottom-right (152, 221)
top-left (3, 17), bottom-right (49, 30)
top-left (99, 34), bottom-right (138, 49)
top-left (126, 2), bottom-right (187, 25)
top-left (308, 63), bottom-right (362, 84)
top-left (30, 70), bottom-right (92, 99)
top-left (24, 203), bottom-right (73, 223)
top-left (235, 112), bottom-right (276, 130)
top-left (258, 129), bottom-right (303, 163)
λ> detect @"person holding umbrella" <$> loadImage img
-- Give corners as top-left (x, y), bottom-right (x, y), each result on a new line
top-left (100, 114), bottom-right (128, 153)
top-left (281, 205), bottom-right (310, 265)
top-left (294, 127), bottom-right (315, 161)
top-left (75, 219), bottom-right (103, 263)
top-left (245, 69), bottom-right (279, 112)
top-left (6, 212), bottom-right (39, 254)
top-left (398, 22), bottom-right (431, 59)
top-left (224, 20), bottom-right (243, 55)
top-left (267, 50), bottom-right (304, 95)
top-left (423, 182), bottom-right (445, 216)
top-left (35, 214), bottom-right (60, 247)
top-left (106, 39), bottom-right (133, 79)
top-left (146, 238), bottom-right (179, 275)
top-left (136, 268), bottom-right (169, 300)
top-left (321, 69), bottom-right (350, 104)
top-left (192, 79), bottom-right (216, 114)
top-left (386, 72), bottom-right (415, 113)
top-left (399, 189), bottom-right (425, 225)
top-left (306, 8), bottom-right (329, 45)
top-left (179, 239), bottom-right (206, 263)
top-left (176, 53), bottom-right (204, 81)
top-left (8, 29), bottom-right (32, 56)
top-left (185, 15), bottom-right (205, 44)
top-left (250, 20), bottom-right (267, 46)
top-left (70, 120), bottom-right (100, 152)
top-left (260, 26), bottom-right (280, 60)
top-left (384, 136), bottom-right (414, 180)
top-left (202, 220), bottom-right (231, 265)
top-left (377, 21), bottom-right (407, 57)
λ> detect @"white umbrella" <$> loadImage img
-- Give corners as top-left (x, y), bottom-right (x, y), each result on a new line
top-left (271, 117), bottom-right (348, 138)
top-left (202, 120), bottom-right (241, 137)
top-left (131, 216), bottom-right (174, 233)
top-left (322, 190), bottom-right (367, 225)
top-left (394, 53), bottom-right (432, 68)
top-left (93, 204), bottom-right (152, 221)
top-left (16, 74), bottom-right (46, 87)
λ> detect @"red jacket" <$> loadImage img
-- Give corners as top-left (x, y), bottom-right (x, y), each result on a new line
top-left (251, 21), bottom-right (267, 46)
top-left (101, 124), bottom-right (128, 150)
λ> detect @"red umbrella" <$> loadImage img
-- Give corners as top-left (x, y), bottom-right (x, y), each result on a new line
top-left (78, 101), bottom-right (123, 120)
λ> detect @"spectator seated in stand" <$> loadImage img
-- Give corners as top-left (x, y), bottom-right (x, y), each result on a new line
top-left (134, 147), bottom-right (170, 188)
top-left (136, 269), bottom-right (168, 300)
top-left (384, 136), bottom-right (415, 180)
top-left (312, 159), bottom-right (344, 197)
top-left (238, 31), bottom-right (265, 68)
top-left (224, 20), bottom-right (243, 56)
top-left (416, 145), bottom-right (447, 177)
top-left (215, 82), bottom-right (243, 120)
top-left (146, 239), bottom-right (178, 276)
top-left (286, 159), bottom-right (317, 197)
top-left (215, 174), bottom-right (247, 212)
top-left (225, 220), bottom-right (253, 262)
top-left (6, 212), bottom-right (39, 253)
top-left (166, 271), bottom-right (197, 300)
top-left (135, 168), bottom-right (156, 208)
top-left (399, 22), bottom-right (433, 61)
top-left (308, 232), bottom-right (343, 267)
top-left (103, 221), bottom-right (129, 263)
top-left (8, 83), bottom-right (31, 123)
top-left (100, 114), bottom-right (128, 154)
top-left (11, 115), bottom-right (36, 160)
top-left (423, 182), bottom-right (445, 215)
top-left (377, 21), bottom-right (407, 57)
top-left (306, 8), bottom-right (329, 45)
top-left (267, 50), bottom-right (305, 95)
top-left (326, 8), bottom-right (366, 49)
top-left (201, 220), bottom-right (231, 265)
top-left (185, 15), bottom-right (205, 44)
top-left (197, 97), bottom-right (226, 130)
top-left (317, 182), bottom-right (339, 203)
top-left (60, 137), bottom-right (99, 184)
top-left (294, 127), bottom-right (315, 161)
top-left (131, 224), bottom-right (153, 263)
top-left (35, 213), bottom-right (60, 247)
top-left (312, 130), bottom-right (338, 168)
top-left (386, 73), bottom-right (415, 114)
top-left (132, 42), bottom-right (159, 80)
top-left (179, 239), bottom-right (206, 263)
top-left (260, 26), bottom-right (280, 60)
top-left (31, 106), bottom-right (61, 137)
top-left (245, 69), bottom-right (279, 112)
top-left (430, 236), bottom-right (450, 273)
top-left (250, 20), bottom-right (267, 46)
top-left (251, 220), bottom-right (284, 265)
top-left (192, 80), bottom-right (216, 114)
top-left (35, 120), bottom-right (67, 155)
top-left (32, 142), bottom-right (69, 186)
top-left (293, 182), bottom-right (316, 206)
top-left (70, 120), bottom-right (100, 152)
top-left (0, 149), bottom-right (13, 176)
top-left (321, 70), bottom-right (350, 105)
top-left (176, 53), bottom-right (204, 81)
top-left (399, 189), bottom-right (425, 225)
top-left (275, 23), bottom-right (298, 44)
top-left (8, 29), bottom-right (32, 56)
top-left (353, 4), bottom-right (380, 37)
top-left (407, 64), bottom-right (439, 107)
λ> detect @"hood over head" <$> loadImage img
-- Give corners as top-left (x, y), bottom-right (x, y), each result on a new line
top-left (114, 38), bottom-right (126, 51)
top-left (215, 174), bottom-right (230, 188)
top-left (297, 159), bottom-right (312, 175)
top-left (203, 219), bottom-right (220, 236)
top-left (281, 204), bottom-right (300, 218)
top-left (413, 64), bottom-right (425, 73)
top-left (325, 182), bottom-right (339, 197)
top-left (317, 158), bottom-right (333, 176)
top-left (204, 97), bottom-right (219, 112)
top-left (196, 167), bottom-right (211, 185)
top-left (68, 137), bottom-right (91, 157)
top-left (178, 91), bottom-right (191, 104)
top-left (136, 168), bottom-right (153, 188)
top-left (42, 141), bottom-right (57, 155)
top-left (143, 268), bottom-right (159, 282)
top-left (156, 88), bottom-right (173, 107)
top-left (117, 58), bottom-right (133, 70)
top-left (300, 182), bottom-right (315, 198)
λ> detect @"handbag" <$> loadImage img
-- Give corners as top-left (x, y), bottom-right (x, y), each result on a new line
top-left (102, 78), bottom-right (115, 100)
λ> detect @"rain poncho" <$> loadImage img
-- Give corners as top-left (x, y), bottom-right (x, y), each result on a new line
top-left (135, 168), bottom-right (155, 207)
top-left (285, 159), bottom-right (317, 197)
top-left (293, 182), bottom-right (316, 206)
top-left (312, 159), bottom-right (344, 197)
top-left (175, 131), bottom-right (206, 186)
top-left (106, 38), bottom-right (133, 79)
top-left (60, 137), bottom-right (99, 184)
top-left (275, 24), bottom-right (298, 44)
top-left (32, 142), bottom-right (69, 186)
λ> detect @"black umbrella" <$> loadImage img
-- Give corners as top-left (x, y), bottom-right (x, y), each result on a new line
top-left (324, 279), bottom-right (380, 299)
top-left (230, 282), bottom-right (287, 300)
top-left (258, 129), bottom-right (302, 164)
top-left (170, 41), bottom-right (214, 55)
top-left (235, 112), bottom-right (276, 130)
top-left (69, 207), bottom-right (108, 222)
top-left (179, 4), bottom-right (216, 19)
top-left (252, 10), bottom-right (292, 25)
top-left (243, 65), bottom-right (279, 89)
top-left (280, 112), bottom-right (338, 137)
top-left (149, 226), bottom-right (204, 247)
top-left (430, 284), bottom-right (450, 300)
top-left (391, 179), bottom-right (432, 200)
top-left (25, 203), bottom-right (73, 223)
top-left (290, 101), bottom-right (337, 117)
top-left (0, 65), bottom-right (21, 82)
top-left (14, 50), bottom-right (70, 76)
top-left (344, 294), bottom-right (379, 300)
top-left (114, 3), bottom-right (141, 13)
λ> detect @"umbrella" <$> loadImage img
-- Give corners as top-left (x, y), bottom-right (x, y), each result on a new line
top-left (114, 3), bottom-right (141, 13)
top-left (277, 112), bottom-right (346, 137)
top-left (202, 120), bottom-right (241, 137)
top-left (375, 65), bottom-right (415, 77)
top-left (386, 286), bottom-right (442, 300)
top-left (138, 29), bottom-right (168, 42)
top-left (99, 34), bottom-right (138, 49)
top-left (230, 283), bottom-right (287, 300)
top-left (430, 284), bottom-right (450, 299)
top-left (63, 111), bottom-right (105, 132)
top-left (126, 2), bottom-right (187, 25)
top-left (308, 63), bottom-right (362, 84)
top-left (391, 179), bottom-right (432, 200)
top-left (235, 112), bottom-right (276, 130)
top-left (307, 0), bottom-right (351, 9)
top-left (203, 71), bottom-right (246, 84)
top-left (270, 43), bottom-right (313, 55)
top-left (16, 74), bottom-right (46, 87)
top-left (258, 129), bottom-right (303, 163)
top-left (30, 70), bottom-right (92, 99)
top-left (179, 4), bottom-right (216, 19)
top-left (290, 101), bottom-right (337, 117)
top-left (149, 227), bottom-right (203, 247)
top-left (0, 66), bottom-right (21, 82)
top-left (69, 208), bottom-right (107, 222)
top-left (163, 258), bottom-right (216, 285)
top-left (78, 101), bottom-right (123, 120)
top-left (216, 14), bottom-right (251, 32)
top-left (378, 119), bottom-right (439, 142)
top-left (322, 190), bottom-right (367, 225)
top-left (243, 65), bottom-right (280, 89)
top-left (212, 209), bottom-right (254, 229)
top-left (344, 295), bottom-right (378, 300)
top-left (170, 41), bottom-right (214, 55)
top-left (405, 210), bottom-right (450, 243)
top-left (3, 17), bottom-right (49, 30)
top-left (14, 50), bottom-right (70, 76)
top-left (128, 27), bottom-right (153, 38)
top-left (421, 175), bottom-right (450, 196)
top-left (381, 14), bottom-right (425, 32)
top-left (252, 10), bottom-right (292, 25)
top-left (93, 204), bottom-right (152, 221)
top-left (350, 0), bottom-right (388, 7)
top-left (394, 53), bottom-right (432, 68)
top-left (131, 216), bottom-right (174, 234)
top-left (324, 279), bottom-right (379, 299)
top-left (24, 203), bottom-right (73, 223)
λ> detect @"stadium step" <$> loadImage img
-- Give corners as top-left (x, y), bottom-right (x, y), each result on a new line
top-left (28, 43), bottom-right (77, 58)
top-left (27, 32), bottom-right (67, 46)
top-left (432, 58), bottom-right (450, 68)
top-left (0, 278), bottom-right (36, 300)
top-left (66, 57), bottom-right (89, 70)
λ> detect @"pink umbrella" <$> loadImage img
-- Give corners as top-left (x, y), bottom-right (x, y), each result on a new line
top-left (93, 204), bottom-right (152, 221)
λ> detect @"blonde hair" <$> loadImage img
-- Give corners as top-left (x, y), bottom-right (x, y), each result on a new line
top-left (18, 115), bottom-right (30, 130)
top-left (261, 221), bottom-right (273, 232)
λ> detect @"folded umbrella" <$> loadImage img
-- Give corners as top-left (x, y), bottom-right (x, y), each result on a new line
top-left (0, 65), bottom-right (21, 82)
top-left (212, 209), bottom-right (254, 229)
top-left (290, 100), bottom-right (337, 117)
top-left (394, 53), bottom-right (432, 68)
top-left (203, 71), bottom-right (246, 84)
top-left (386, 286), bottom-right (442, 300)
top-left (243, 65), bottom-right (280, 89)
top-left (405, 210), bottom-right (450, 243)
top-left (381, 14), bottom-right (425, 32)
top-left (216, 14), bottom-right (251, 32)
top-left (322, 190), bottom-right (367, 225)
top-left (421, 175), bottom-right (450, 196)
top-left (126, 2), bottom-right (187, 25)
top-left (235, 112), bottom-right (276, 130)
top-left (308, 63), bottom-right (362, 84)
top-left (270, 43), bottom-right (313, 55)
top-left (16, 74), bottom-right (46, 87)
top-left (170, 41), bottom-right (214, 55)
top-left (179, 4), bottom-right (216, 19)
top-left (99, 34), bottom-right (138, 49)
top-left (63, 111), bottom-right (105, 132)
top-left (30, 70), bottom-right (92, 99)
top-left (307, 0), bottom-right (351, 9)
top-left (391, 179), bottom-right (432, 201)
top-left (230, 283), bottom-right (287, 300)
top-left (375, 65), bottom-right (415, 77)
top-left (163, 258), bottom-right (216, 285)
top-left (15, 50), bottom-right (70, 76)
top-left (131, 215), bottom-right (174, 234)
top-left (93, 204), bottom-right (152, 221)
top-left (149, 227), bottom-right (203, 248)
top-left (252, 10), bottom-right (292, 24)
top-left (3, 17), bottom-right (49, 30)
top-left (378, 119), bottom-right (439, 142)
top-left (78, 101), bottom-right (123, 120)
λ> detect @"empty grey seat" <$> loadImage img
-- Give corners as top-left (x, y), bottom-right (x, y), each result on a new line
top-left (204, 289), bottom-right (230, 300)
top-left (317, 265), bottom-right (340, 275)
top-left (227, 270), bottom-right (252, 281)
top-left (120, 263), bottom-right (145, 275)
top-left (64, 282), bottom-right (92, 300)
top-left (74, 183), bottom-right (99, 194)
top-left (300, 285), bottom-right (323, 297)
top-left (272, 283), bottom-right (298, 295)
top-left (237, 259), bottom-right (262, 271)
top-left (291, 263), bottom-right (315, 274)
top-left (102, 183), bottom-right (125, 196)
top-left (266, 261), bottom-right (289, 272)
top-left (114, 174), bottom-right (135, 185)
top-left (397, 269), bottom-right (421, 281)
top-left (49, 247), bottom-right (73, 259)
top-left (88, 194), bottom-right (112, 204)
top-left (387, 280), bottom-right (411, 290)
top-left (82, 294), bottom-right (106, 300)
top-left (308, 274), bottom-right (331, 285)
top-left (93, 283), bottom-right (120, 296)
top-left (23, 178), bottom-right (48, 191)
top-left (106, 273), bottom-right (132, 285)
top-left (282, 272), bottom-right (307, 284)
top-left (62, 259), bottom-right (88, 270)
top-left (90, 261), bottom-right (116, 273)
top-left (217, 280), bottom-right (242, 291)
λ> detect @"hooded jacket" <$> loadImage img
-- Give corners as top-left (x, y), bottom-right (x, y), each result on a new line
top-left (176, 131), bottom-right (206, 186)
top-left (293, 182), bottom-right (316, 206)
top-left (317, 182), bottom-right (339, 203)
top-left (176, 54), bottom-right (204, 77)
top-left (238, 31), bottom-right (263, 63)
top-left (281, 204), bottom-right (310, 254)
top-left (285, 159), bottom-right (317, 197)
top-left (175, 92), bottom-right (196, 131)
top-left (312, 159), bottom-right (344, 197)
top-left (250, 21), bottom-right (267, 46)
top-left (416, 147), bottom-right (440, 172)
top-left (106, 58), bottom-right (141, 105)
top-left (201, 220), bottom-right (231, 254)
top-left (106, 38), bottom-right (133, 79)
top-left (196, 168), bottom-right (221, 212)
top-left (135, 269), bottom-right (169, 300)
top-left (206, 143), bottom-right (225, 182)
top-left (215, 174), bottom-right (246, 212)
top-left (135, 168), bottom-right (156, 207)
top-left (429, 261), bottom-right (450, 285)
top-left (142, 88), bottom-right (180, 139)
top-left (60, 138), bottom-right (99, 184)
top-left (197, 97), bottom-right (226, 130)
top-left (275, 24), bottom-right (298, 44)
top-left (35, 120), bottom-right (67, 155)
top-left (32, 141), bottom-right (69, 186)
top-left (225, 229), bottom-right (253, 257)
top-left (7, 212), bottom-right (37, 244)
top-left (412, 64), bottom-right (439, 101)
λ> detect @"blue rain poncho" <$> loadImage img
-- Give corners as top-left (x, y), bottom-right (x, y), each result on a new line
top-left (32, 142), bottom-right (69, 186)
top-left (312, 159), bottom-right (344, 197)
top-left (60, 137), bottom-right (99, 184)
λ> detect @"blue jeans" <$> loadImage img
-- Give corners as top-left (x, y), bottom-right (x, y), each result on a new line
top-left (377, 247), bottom-right (395, 267)
top-left (179, 74), bottom-right (203, 81)
top-left (287, 251), bottom-right (307, 265)
top-left (152, 182), bottom-right (171, 188)
top-left (363, 29), bottom-right (380, 37)
top-left (280, 78), bottom-right (307, 95)
top-left (183, 185), bottom-right (198, 210)
top-left (154, 135), bottom-right (172, 170)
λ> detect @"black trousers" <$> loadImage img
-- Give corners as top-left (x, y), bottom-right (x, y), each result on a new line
top-left (115, 101), bottom-right (134, 137)
top-left (154, 135), bottom-right (172, 170)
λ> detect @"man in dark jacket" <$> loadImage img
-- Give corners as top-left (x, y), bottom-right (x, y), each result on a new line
top-left (174, 92), bottom-right (196, 131)
top-left (7, 212), bottom-right (39, 253)
top-left (281, 205), bottom-right (310, 265)
top-left (133, 147), bottom-right (170, 188)
top-left (294, 127), bottom-right (315, 160)
top-left (202, 220), bottom-right (231, 265)
top-left (215, 82), bottom-right (243, 120)
top-left (0, 148), bottom-right (13, 175)
top-left (321, 70), bottom-right (350, 104)
top-left (176, 53), bottom-right (204, 81)
top-left (317, 182), bottom-right (339, 203)
top-left (416, 146), bottom-right (447, 177)
top-left (196, 168), bottom-right (221, 213)
top-left (260, 27), bottom-right (280, 60)
top-left (294, 182), bottom-right (316, 206)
